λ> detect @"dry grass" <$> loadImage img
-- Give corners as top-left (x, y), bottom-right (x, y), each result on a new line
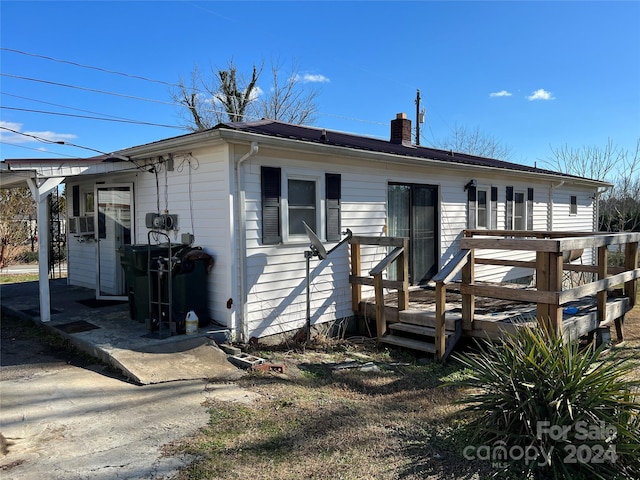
top-left (167, 291), bottom-right (640, 480)
top-left (0, 273), bottom-right (39, 284)
top-left (165, 342), bottom-right (493, 480)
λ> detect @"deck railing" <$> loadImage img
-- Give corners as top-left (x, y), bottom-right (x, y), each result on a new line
top-left (455, 230), bottom-right (640, 341)
top-left (348, 236), bottom-right (409, 338)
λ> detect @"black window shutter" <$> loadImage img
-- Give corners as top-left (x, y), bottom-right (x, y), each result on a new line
top-left (72, 185), bottom-right (80, 217)
top-left (490, 186), bottom-right (498, 230)
top-left (261, 166), bottom-right (281, 244)
top-left (506, 186), bottom-right (514, 230)
top-left (467, 185), bottom-right (477, 229)
top-left (527, 187), bottom-right (534, 230)
top-left (325, 173), bottom-right (341, 241)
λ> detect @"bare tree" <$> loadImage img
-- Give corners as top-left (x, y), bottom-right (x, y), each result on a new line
top-left (545, 138), bottom-right (640, 232)
top-left (172, 61), bottom-right (261, 131)
top-left (252, 58), bottom-right (320, 125)
top-left (433, 123), bottom-right (514, 160)
top-left (172, 58), bottom-right (320, 131)
top-left (0, 187), bottom-right (36, 267)
top-left (544, 138), bottom-right (624, 182)
top-left (598, 139), bottom-right (640, 232)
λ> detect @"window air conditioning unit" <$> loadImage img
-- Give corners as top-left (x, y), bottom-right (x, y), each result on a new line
top-left (69, 216), bottom-right (94, 236)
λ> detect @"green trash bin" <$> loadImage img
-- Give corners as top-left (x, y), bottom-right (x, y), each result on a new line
top-left (118, 243), bottom-right (187, 323)
top-left (148, 247), bottom-right (214, 334)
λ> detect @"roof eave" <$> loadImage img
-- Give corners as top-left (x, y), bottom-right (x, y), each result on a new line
top-left (214, 128), bottom-right (611, 189)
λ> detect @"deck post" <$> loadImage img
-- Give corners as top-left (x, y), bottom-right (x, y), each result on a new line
top-left (624, 241), bottom-right (638, 307)
top-left (461, 248), bottom-right (475, 331)
top-left (548, 251), bottom-right (563, 334)
top-left (350, 241), bottom-right (361, 313)
top-left (597, 246), bottom-right (608, 326)
top-left (435, 281), bottom-right (446, 360)
top-left (373, 273), bottom-right (386, 338)
top-left (536, 252), bottom-right (551, 331)
top-left (397, 238), bottom-right (409, 311)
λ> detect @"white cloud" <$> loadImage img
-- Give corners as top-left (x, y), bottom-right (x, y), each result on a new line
top-left (294, 73), bottom-right (330, 84)
top-left (489, 90), bottom-right (512, 97)
top-left (0, 120), bottom-right (77, 144)
top-left (527, 88), bottom-right (554, 101)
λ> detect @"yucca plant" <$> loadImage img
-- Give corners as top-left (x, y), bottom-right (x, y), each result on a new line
top-left (451, 325), bottom-right (640, 479)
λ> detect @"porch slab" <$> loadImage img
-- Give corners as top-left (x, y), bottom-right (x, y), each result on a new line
top-left (0, 279), bottom-right (243, 385)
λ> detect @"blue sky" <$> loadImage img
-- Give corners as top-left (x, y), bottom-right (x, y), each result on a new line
top-left (1, 1), bottom-right (639, 177)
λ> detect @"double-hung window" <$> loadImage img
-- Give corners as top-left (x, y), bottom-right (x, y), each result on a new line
top-left (570, 195), bottom-right (578, 215)
top-left (286, 176), bottom-right (318, 240)
top-left (468, 185), bottom-right (497, 229)
top-left (506, 186), bottom-right (534, 230)
top-left (261, 166), bottom-right (341, 245)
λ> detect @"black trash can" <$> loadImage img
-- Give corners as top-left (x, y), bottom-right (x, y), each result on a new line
top-left (148, 246), bottom-right (214, 334)
top-left (118, 243), bottom-right (187, 323)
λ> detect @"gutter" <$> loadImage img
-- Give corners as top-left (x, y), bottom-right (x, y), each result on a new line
top-left (234, 141), bottom-right (259, 342)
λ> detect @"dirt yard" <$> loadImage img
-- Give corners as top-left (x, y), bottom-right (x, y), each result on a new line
top-left (165, 301), bottom-right (640, 480)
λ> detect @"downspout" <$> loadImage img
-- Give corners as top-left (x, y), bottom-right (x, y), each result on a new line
top-left (234, 141), bottom-right (259, 342)
top-left (594, 185), bottom-right (612, 232)
top-left (548, 181), bottom-right (565, 231)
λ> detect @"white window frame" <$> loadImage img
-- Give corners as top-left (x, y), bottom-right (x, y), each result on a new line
top-left (282, 169), bottom-right (324, 243)
top-left (513, 190), bottom-right (526, 230)
top-left (83, 190), bottom-right (95, 215)
top-left (476, 187), bottom-right (489, 229)
top-left (570, 195), bottom-right (578, 215)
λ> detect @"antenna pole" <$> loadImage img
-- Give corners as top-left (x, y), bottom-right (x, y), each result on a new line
top-left (415, 89), bottom-right (421, 146)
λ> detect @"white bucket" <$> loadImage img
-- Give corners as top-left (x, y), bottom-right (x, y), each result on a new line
top-left (185, 310), bottom-right (199, 335)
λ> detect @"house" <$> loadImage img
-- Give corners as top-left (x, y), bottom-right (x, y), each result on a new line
top-left (2, 114), bottom-right (610, 342)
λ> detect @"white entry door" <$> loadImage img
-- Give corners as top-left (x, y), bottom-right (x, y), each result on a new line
top-left (95, 184), bottom-right (133, 299)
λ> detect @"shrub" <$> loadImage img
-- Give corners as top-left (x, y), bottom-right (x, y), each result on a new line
top-left (15, 250), bottom-right (39, 264)
top-left (452, 325), bottom-right (640, 479)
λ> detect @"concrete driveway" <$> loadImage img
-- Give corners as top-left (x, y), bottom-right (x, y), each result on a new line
top-left (0, 315), bottom-right (258, 479)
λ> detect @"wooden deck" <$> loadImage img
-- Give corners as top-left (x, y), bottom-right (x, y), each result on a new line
top-left (349, 231), bottom-right (640, 361)
top-left (359, 283), bottom-right (631, 341)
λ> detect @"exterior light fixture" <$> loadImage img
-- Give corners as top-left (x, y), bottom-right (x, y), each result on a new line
top-left (464, 179), bottom-right (477, 191)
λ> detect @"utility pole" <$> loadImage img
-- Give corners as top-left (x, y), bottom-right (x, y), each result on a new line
top-left (415, 89), bottom-right (425, 146)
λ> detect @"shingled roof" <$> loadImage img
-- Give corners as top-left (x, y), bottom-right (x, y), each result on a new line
top-left (218, 118), bottom-right (590, 181)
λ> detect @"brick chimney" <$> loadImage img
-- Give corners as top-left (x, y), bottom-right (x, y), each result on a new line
top-left (390, 113), bottom-right (412, 145)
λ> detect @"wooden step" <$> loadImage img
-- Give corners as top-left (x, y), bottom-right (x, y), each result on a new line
top-left (398, 309), bottom-right (460, 330)
top-left (379, 334), bottom-right (437, 354)
top-left (388, 322), bottom-right (454, 337)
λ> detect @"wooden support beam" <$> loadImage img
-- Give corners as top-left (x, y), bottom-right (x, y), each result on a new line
top-left (373, 273), bottom-right (386, 338)
top-left (350, 242), bottom-right (361, 313)
top-left (624, 241), bottom-right (638, 308)
top-left (462, 248), bottom-right (475, 331)
top-left (349, 235), bottom-right (406, 247)
top-left (597, 246), bottom-right (608, 325)
top-left (548, 251), bottom-right (563, 334)
top-left (536, 251), bottom-right (551, 331)
top-left (397, 238), bottom-right (409, 311)
top-left (435, 282), bottom-right (446, 360)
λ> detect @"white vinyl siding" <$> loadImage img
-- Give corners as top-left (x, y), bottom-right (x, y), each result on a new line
top-left (64, 138), bottom-right (600, 341)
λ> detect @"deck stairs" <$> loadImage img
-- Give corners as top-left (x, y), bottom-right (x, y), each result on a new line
top-left (379, 309), bottom-right (462, 360)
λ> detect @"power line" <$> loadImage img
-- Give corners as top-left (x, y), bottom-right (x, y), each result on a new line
top-left (1, 106), bottom-right (185, 129)
top-left (1, 72), bottom-right (178, 108)
top-left (0, 72), bottom-right (259, 122)
top-left (1, 50), bottom-right (398, 130)
top-left (2, 92), bottom-right (143, 122)
top-left (0, 141), bottom-right (81, 158)
top-left (1, 125), bottom-right (115, 155)
top-left (1, 47), bottom-right (181, 88)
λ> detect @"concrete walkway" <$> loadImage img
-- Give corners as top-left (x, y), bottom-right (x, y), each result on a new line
top-left (0, 279), bottom-right (259, 479)
top-left (0, 279), bottom-right (243, 385)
